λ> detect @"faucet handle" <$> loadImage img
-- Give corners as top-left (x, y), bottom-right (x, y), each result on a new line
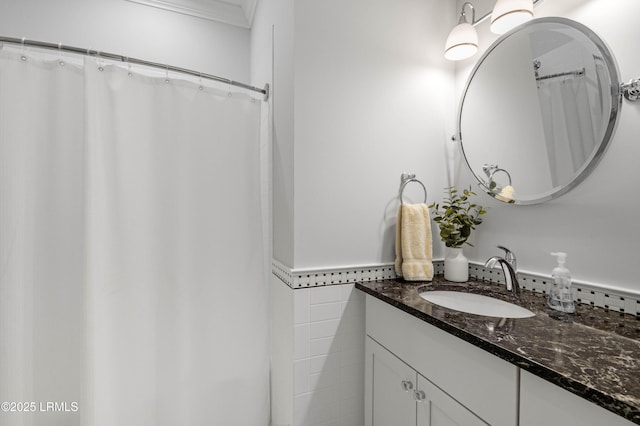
top-left (497, 246), bottom-right (517, 271)
top-left (497, 245), bottom-right (512, 255)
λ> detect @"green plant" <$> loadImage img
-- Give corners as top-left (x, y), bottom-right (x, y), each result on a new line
top-left (428, 186), bottom-right (487, 248)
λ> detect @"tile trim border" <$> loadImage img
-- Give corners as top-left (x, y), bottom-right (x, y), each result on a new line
top-left (272, 259), bottom-right (420, 289)
top-left (273, 259), bottom-right (640, 316)
top-left (469, 262), bottom-right (640, 317)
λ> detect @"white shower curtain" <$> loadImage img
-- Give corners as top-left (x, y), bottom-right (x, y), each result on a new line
top-left (538, 77), bottom-right (598, 187)
top-left (0, 51), bottom-right (269, 426)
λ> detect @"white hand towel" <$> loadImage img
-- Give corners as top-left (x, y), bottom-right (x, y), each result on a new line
top-left (394, 203), bottom-right (434, 281)
top-left (496, 185), bottom-right (515, 203)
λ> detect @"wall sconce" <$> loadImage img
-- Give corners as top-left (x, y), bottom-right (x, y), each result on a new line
top-left (490, 0), bottom-right (534, 34)
top-left (444, 2), bottom-right (478, 61)
top-left (445, 0), bottom-right (538, 61)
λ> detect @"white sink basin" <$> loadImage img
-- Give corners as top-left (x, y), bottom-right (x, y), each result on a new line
top-left (419, 291), bottom-right (535, 319)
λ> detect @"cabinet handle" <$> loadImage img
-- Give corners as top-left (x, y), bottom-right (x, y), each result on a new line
top-left (413, 389), bottom-right (426, 402)
top-left (400, 380), bottom-right (414, 392)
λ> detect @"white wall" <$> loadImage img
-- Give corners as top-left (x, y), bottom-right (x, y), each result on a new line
top-left (0, 0), bottom-right (250, 81)
top-left (453, 0), bottom-right (640, 291)
top-left (254, 0), bottom-right (456, 270)
top-left (251, 0), bottom-right (295, 266)
top-left (293, 0), bottom-right (456, 269)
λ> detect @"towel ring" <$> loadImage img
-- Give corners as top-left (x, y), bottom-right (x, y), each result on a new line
top-left (482, 164), bottom-right (512, 188)
top-left (399, 174), bottom-right (428, 204)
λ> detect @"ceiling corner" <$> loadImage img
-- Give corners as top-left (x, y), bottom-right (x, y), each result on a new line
top-left (126, 0), bottom-right (257, 29)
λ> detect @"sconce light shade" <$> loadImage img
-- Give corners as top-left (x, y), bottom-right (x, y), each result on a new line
top-left (444, 22), bottom-right (478, 61)
top-left (490, 0), bottom-right (534, 34)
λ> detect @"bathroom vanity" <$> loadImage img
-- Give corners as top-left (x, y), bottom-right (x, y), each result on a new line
top-left (357, 278), bottom-right (640, 426)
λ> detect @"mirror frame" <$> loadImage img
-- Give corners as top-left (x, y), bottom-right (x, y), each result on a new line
top-left (456, 17), bottom-right (622, 205)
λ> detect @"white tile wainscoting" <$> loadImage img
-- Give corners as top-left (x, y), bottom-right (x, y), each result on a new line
top-left (293, 284), bottom-right (365, 426)
top-left (272, 260), bottom-right (400, 289)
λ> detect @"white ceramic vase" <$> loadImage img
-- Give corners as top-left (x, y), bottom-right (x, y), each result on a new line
top-left (444, 247), bottom-right (469, 282)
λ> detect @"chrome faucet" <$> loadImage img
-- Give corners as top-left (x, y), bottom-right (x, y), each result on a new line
top-left (485, 246), bottom-right (521, 298)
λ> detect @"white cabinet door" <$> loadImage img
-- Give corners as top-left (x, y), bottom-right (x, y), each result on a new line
top-left (416, 374), bottom-right (488, 426)
top-left (366, 337), bottom-right (417, 426)
top-left (520, 370), bottom-right (635, 426)
top-left (366, 337), bottom-right (489, 426)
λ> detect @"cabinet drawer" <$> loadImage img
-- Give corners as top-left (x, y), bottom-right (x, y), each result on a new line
top-left (366, 295), bottom-right (518, 426)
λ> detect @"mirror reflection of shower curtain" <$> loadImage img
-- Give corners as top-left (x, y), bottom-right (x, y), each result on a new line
top-left (0, 51), bottom-right (269, 426)
top-left (538, 76), bottom-right (599, 187)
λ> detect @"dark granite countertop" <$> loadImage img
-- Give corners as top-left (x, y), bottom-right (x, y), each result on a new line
top-left (356, 277), bottom-right (640, 424)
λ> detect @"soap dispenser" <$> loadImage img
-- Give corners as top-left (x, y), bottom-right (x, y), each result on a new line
top-left (548, 252), bottom-right (575, 314)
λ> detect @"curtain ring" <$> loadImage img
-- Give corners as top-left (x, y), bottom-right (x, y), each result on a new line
top-left (58, 42), bottom-right (65, 66)
top-left (20, 37), bottom-right (27, 61)
top-left (125, 57), bottom-right (133, 77)
top-left (96, 51), bottom-right (104, 72)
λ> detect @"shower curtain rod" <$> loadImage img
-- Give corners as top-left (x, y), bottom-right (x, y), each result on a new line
top-left (0, 36), bottom-right (270, 101)
top-left (536, 68), bottom-right (585, 82)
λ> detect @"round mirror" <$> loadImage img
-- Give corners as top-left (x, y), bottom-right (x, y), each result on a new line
top-left (458, 17), bottom-right (622, 204)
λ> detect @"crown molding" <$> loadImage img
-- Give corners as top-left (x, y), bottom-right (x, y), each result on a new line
top-left (126, 0), bottom-right (257, 29)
